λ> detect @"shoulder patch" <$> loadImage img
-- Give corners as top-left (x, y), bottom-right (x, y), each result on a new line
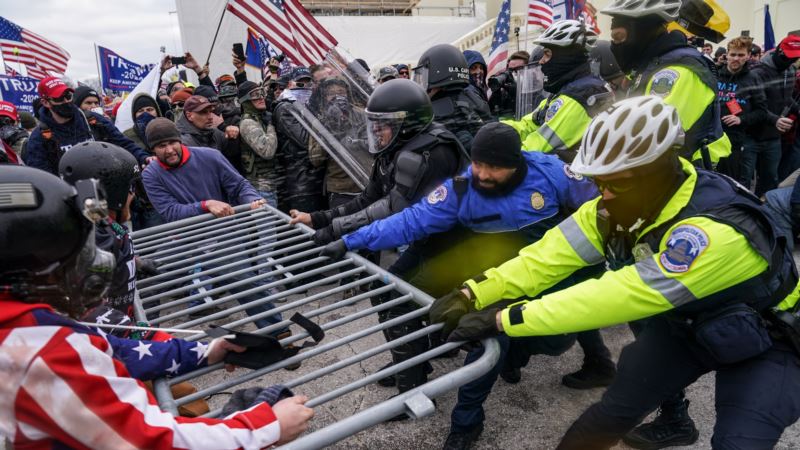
top-left (531, 192), bottom-right (545, 210)
top-left (650, 69), bottom-right (680, 97)
top-left (427, 185), bottom-right (448, 205)
top-left (563, 164), bottom-right (584, 180)
top-left (659, 225), bottom-right (709, 273)
top-left (544, 98), bottom-right (564, 122)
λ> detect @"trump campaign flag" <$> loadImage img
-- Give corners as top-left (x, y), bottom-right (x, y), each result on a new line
top-left (97, 45), bottom-right (153, 92)
top-left (0, 74), bottom-right (38, 113)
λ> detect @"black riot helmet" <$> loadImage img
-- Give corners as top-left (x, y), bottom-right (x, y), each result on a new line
top-left (0, 165), bottom-right (115, 313)
top-left (413, 44), bottom-right (470, 91)
top-left (590, 40), bottom-right (624, 82)
top-left (59, 141), bottom-right (140, 212)
top-left (364, 78), bottom-right (433, 154)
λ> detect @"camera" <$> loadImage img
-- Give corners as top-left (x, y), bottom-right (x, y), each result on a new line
top-left (488, 71), bottom-right (514, 91)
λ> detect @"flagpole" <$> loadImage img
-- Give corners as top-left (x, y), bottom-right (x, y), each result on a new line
top-left (93, 43), bottom-right (106, 96)
top-left (206, 5), bottom-right (228, 66)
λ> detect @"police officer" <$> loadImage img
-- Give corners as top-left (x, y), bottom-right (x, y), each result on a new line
top-left (430, 96), bottom-right (800, 450)
top-left (504, 20), bottom-right (612, 163)
top-left (321, 123), bottom-right (614, 443)
top-left (412, 44), bottom-right (493, 152)
top-left (601, 0), bottom-right (731, 167)
top-left (289, 78), bottom-right (466, 245)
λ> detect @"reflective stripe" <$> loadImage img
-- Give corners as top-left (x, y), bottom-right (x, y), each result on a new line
top-left (538, 124), bottom-right (567, 152)
top-left (558, 216), bottom-right (604, 265)
top-left (635, 258), bottom-right (697, 307)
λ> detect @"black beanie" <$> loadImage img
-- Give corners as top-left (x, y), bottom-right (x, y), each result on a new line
top-left (145, 117), bottom-right (181, 147)
top-left (132, 95), bottom-right (158, 115)
top-left (194, 85), bottom-right (219, 103)
top-left (238, 81), bottom-right (259, 101)
top-left (470, 122), bottom-right (522, 168)
top-left (73, 86), bottom-right (100, 107)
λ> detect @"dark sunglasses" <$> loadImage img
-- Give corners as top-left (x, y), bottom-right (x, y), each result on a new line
top-left (173, 101), bottom-right (185, 108)
top-left (50, 91), bottom-right (74, 103)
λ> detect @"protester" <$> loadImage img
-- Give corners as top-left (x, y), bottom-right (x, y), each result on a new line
top-left (0, 165), bottom-right (314, 448)
top-left (395, 63), bottom-right (410, 79)
top-left (238, 80), bottom-right (282, 206)
top-left (73, 85), bottom-right (104, 116)
top-left (0, 100), bottom-right (29, 160)
top-left (377, 65), bottom-right (398, 84)
top-left (715, 36), bottom-right (768, 181)
top-left (141, 117), bottom-right (288, 332)
top-left (747, 34), bottom-right (800, 195)
top-left (463, 50), bottom-right (488, 101)
top-left (176, 94), bottom-right (242, 171)
top-left (25, 76), bottom-right (151, 174)
top-left (18, 110), bottom-right (37, 132)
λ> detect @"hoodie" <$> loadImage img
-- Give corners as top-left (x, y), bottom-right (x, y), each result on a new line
top-left (464, 50), bottom-right (489, 101)
top-left (25, 103), bottom-right (149, 174)
top-left (750, 51), bottom-right (798, 141)
top-left (716, 61), bottom-right (769, 141)
top-left (123, 93), bottom-right (163, 151)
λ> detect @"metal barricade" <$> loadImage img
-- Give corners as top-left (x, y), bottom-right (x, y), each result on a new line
top-left (131, 204), bottom-right (500, 449)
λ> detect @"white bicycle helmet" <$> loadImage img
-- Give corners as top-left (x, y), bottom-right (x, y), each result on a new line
top-left (570, 96), bottom-right (684, 176)
top-left (601, 0), bottom-right (682, 22)
top-left (534, 20), bottom-right (599, 50)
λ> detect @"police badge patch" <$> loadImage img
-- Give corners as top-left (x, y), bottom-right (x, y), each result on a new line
top-left (563, 164), bottom-right (584, 180)
top-left (531, 192), bottom-right (545, 210)
top-left (659, 225), bottom-right (709, 273)
top-left (545, 98), bottom-right (564, 122)
top-left (427, 185), bottom-right (448, 204)
top-left (650, 69), bottom-right (679, 97)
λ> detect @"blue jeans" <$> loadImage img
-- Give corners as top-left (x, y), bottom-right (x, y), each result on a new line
top-left (450, 333), bottom-right (577, 433)
top-left (739, 137), bottom-right (781, 196)
top-left (131, 206), bottom-right (164, 231)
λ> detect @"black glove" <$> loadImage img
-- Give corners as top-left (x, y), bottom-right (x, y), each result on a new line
top-left (136, 257), bottom-right (161, 277)
top-left (320, 239), bottom-right (348, 259)
top-left (791, 202), bottom-right (800, 237)
top-left (312, 225), bottom-right (336, 246)
top-left (447, 308), bottom-right (501, 342)
top-left (429, 289), bottom-right (475, 337)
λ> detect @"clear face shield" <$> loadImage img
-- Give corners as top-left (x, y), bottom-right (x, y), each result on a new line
top-left (412, 64), bottom-right (429, 91)
top-left (515, 63), bottom-right (545, 120)
top-left (365, 110), bottom-right (406, 154)
top-left (64, 179), bottom-right (115, 308)
top-left (323, 47), bottom-right (376, 105)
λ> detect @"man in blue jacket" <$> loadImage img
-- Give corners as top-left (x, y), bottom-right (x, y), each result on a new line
top-left (24, 76), bottom-right (151, 174)
top-left (141, 117), bottom-right (287, 336)
top-left (322, 123), bottom-right (615, 438)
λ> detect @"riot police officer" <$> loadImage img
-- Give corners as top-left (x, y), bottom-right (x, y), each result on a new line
top-left (412, 44), bottom-right (493, 153)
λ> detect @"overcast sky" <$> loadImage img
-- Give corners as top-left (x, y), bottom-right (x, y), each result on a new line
top-left (3, 0), bottom-right (183, 81)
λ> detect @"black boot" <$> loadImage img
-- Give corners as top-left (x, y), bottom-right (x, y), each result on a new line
top-left (561, 356), bottom-right (616, 389)
top-left (376, 361), bottom-right (433, 387)
top-left (622, 399), bottom-right (699, 449)
top-left (442, 423), bottom-right (484, 450)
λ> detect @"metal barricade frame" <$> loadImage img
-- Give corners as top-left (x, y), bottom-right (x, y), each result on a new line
top-left (131, 204), bottom-right (500, 449)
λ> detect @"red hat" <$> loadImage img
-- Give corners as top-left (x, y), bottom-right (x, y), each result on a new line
top-left (170, 88), bottom-right (193, 105)
top-left (37, 76), bottom-right (73, 99)
top-left (183, 95), bottom-right (214, 113)
top-left (780, 35), bottom-right (800, 59)
top-left (0, 101), bottom-right (18, 121)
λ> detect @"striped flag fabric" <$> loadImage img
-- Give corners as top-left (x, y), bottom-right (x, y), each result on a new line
top-left (0, 17), bottom-right (69, 77)
top-left (226, 0), bottom-right (338, 67)
top-left (4, 63), bottom-right (18, 77)
top-left (487, 0), bottom-right (511, 77)
top-left (528, 0), bottom-right (554, 29)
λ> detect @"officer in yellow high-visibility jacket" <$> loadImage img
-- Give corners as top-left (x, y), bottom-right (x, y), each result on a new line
top-left (602, 0), bottom-right (731, 167)
top-left (502, 20), bottom-right (612, 163)
top-left (430, 96), bottom-right (800, 450)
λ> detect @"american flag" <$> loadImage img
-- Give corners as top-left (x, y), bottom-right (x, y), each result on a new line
top-left (227, 0), bottom-right (338, 67)
top-left (487, 0), bottom-right (511, 77)
top-left (0, 17), bottom-right (69, 78)
top-left (4, 63), bottom-right (17, 77)
top-left (528, 0), bottom-right (554, 29)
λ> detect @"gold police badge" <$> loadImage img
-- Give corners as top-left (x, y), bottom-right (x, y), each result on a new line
top-left (531, 192), bottom-right (545, 210)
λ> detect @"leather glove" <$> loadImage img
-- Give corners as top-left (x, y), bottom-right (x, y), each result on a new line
top-left (136, 257), bottom-right (161, 277)
top-left (320, 239), bottom-right (348, 259)
top-left (312, 225), bottom-right (336, 246)
top-left (429, 289), bottom-right (475, 337)
top-left (447, 308), bottom-right (501, 343)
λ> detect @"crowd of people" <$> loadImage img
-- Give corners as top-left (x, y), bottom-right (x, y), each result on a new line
top-left (3, 0), bottom-right (800, 448)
